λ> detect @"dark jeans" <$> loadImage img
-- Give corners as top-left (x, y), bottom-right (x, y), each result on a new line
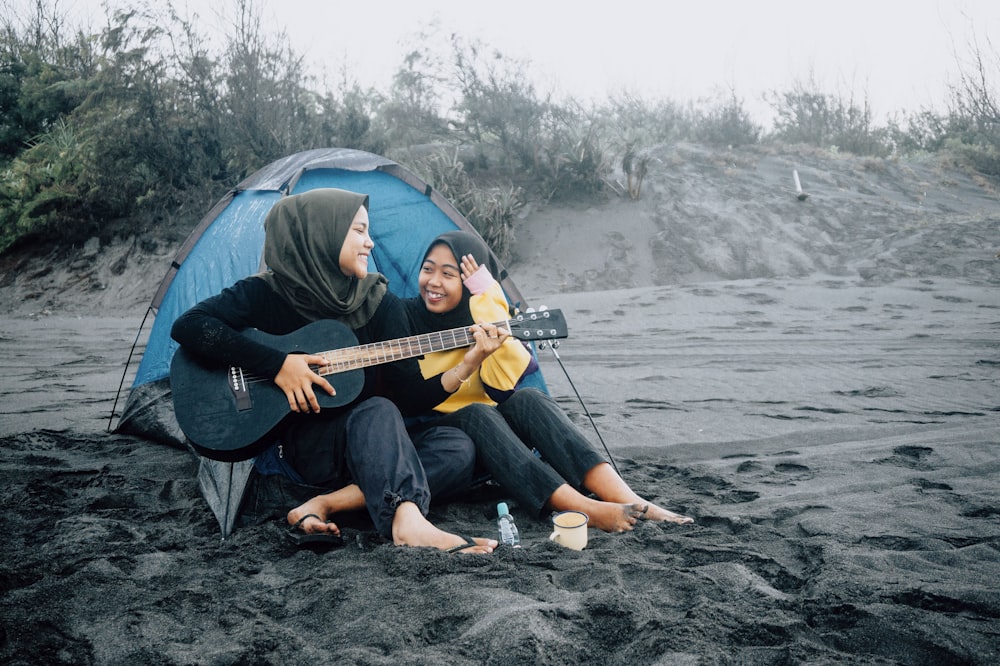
top-left (282, 397), bottom-right (474, 538)
top-left (431, 388), bottom-right (607, 516)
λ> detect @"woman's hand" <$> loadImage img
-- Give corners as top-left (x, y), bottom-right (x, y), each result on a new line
top-left (459, 254), bottom-right (479, 281)
top-left (464, 322), bottom-right (509, 367)
top-left (274, 353), bottom-right (336, 413)
top-left (460, 253), bottom-right (498, 296)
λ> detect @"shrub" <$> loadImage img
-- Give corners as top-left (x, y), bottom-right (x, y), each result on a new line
top-left (598, 91), bottom-right (694, 145)
top-left (888, 109), bottom-right (950, 154)
top-left (693, 90), bottom-right (762, 146)
top-left (0, 117), bottom-right (93, 253)
top-left (536, 120), bottom-right (614, 200)
top-left (408, 148), bottom-right (523, 263)
top-left (320, 81), bottom-right (389, 156)
top-left (941, 37), bottom-right (1000, 177)
top-left (378, 30), bottom-right (451, 147)
top-left (621, 141), bottom-right (650, 199)
top-left (766, 79), bottom-right (893, 156)
top-left (448, 34), bottom-right (553, 175)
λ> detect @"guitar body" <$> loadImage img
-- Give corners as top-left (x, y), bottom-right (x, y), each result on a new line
top-left (170, 308), bottom-right (569, 462)
top-left (170, 320), bottom-right (365, 461)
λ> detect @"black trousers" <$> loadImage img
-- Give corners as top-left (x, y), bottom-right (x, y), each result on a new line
top-left (428, 388), bottom-right (607, 517)
top-left (285, 397), bottom-right (475, 538)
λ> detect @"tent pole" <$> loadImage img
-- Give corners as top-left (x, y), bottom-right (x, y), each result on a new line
top-left (107, 306), bottom-right (154, 433)
top-left (540, 342), bottom-right (621, 476)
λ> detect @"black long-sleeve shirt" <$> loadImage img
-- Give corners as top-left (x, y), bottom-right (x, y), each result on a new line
top-left (170, 275), bottom-right (449, 416)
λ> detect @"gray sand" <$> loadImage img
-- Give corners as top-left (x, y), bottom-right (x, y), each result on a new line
top-left (1, 143), bottom-right (998, 664)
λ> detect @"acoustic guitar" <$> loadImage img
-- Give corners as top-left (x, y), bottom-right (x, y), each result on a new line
top-left (170, 309), bottom-right (568, 461)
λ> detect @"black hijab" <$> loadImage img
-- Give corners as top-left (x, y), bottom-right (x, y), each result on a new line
top-left (403, 230), bottom-right (506, 335)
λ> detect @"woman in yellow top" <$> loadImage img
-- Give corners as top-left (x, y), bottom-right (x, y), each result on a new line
top-left (401, 231), bottom-right (694, 533)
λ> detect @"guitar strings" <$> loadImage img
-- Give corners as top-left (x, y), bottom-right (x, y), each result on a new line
top-left (228, 318), bottom-right (518, 386)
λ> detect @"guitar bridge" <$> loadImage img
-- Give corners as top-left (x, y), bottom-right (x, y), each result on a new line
top-left (228, 366), bottom-right (252, 411)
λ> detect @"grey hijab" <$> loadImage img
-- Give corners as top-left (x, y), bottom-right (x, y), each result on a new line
top-left (259, 188), bottom-right (387, 329)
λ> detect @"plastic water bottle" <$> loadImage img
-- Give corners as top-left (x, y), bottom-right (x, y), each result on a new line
top-left (497, 502), bottom-right (520, 547)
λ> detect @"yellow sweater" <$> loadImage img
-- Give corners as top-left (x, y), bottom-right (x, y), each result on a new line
top-left (414, 280), bottom-right (535, 414)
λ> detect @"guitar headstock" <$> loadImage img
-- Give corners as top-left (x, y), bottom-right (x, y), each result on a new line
top-left (507, 308), bottom-right (568, 341)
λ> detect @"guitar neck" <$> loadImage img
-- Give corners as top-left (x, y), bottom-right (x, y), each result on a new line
top-left (314, 319), bottom-right (509, 376)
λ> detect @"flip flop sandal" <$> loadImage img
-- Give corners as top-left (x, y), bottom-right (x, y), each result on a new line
top-left (445, 535), bottom-right (482, 554)
top-left (285, 513), bottom-right (345, 548)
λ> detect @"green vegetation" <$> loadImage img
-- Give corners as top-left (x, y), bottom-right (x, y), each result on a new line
top-left (1, 1), bottom-right (997, 259)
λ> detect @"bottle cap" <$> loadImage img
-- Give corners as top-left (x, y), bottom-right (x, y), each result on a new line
top-left (497, 502), bottom-right (510, 516)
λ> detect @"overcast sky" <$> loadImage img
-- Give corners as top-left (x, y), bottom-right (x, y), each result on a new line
top-left (52, 0), bottom-right (1000, 123)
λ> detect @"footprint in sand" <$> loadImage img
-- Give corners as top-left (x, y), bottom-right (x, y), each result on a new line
top-left (723, 489), bottom-right (761, 503)
top-left (960, 506), bottom-right (1000, 518)
top-left (877, 445), bottom-right (935, 470)
top-left (911, 478), bottom-right (952, 492)
top-left (736, 460), bottom-right (763, 473)
top-left (668, 465), bottom-right (760, 505)
top-left (772, 462), bottom-right (814, 482)
top-left (735, 291), bottom-right (779, 306)
top-left (733, 453), bottom-right (813, 483)
top-left (734, 451), bottom-right (814, 484)
top-left (933, 294), bottom-right (972, 303)
top-left (775, 462), bottom-right (811, 474)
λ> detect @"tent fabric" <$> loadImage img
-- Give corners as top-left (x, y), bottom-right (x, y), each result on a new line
top-left (114, 147), bottom-right (544, 537)
top-left (198, 458), bottom-right (255, 539)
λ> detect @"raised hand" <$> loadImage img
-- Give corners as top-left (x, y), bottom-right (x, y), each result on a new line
top-left (459, 254), bottom-right (479, 281)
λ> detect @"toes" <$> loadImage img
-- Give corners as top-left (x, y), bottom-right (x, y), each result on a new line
top-left (301, 517), bottom-right (322, 533)
top-left (298, 514), bottom-right (338, 535)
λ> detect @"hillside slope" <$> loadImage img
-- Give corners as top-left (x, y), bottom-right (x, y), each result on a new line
top-left (1, 142), bottom-right (998, 316)
top-left (509, 142), bottom-right (1000, 299)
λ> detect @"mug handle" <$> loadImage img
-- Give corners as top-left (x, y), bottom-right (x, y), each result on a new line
top-left (549, 532), bottom-right (560, 543)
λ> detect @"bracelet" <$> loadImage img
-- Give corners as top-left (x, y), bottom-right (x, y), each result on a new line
top-left (451, 367), bottom-right (471, 385)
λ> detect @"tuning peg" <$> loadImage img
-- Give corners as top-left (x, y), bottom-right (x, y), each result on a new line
top-left (537, 305), bottom-right (548, 311)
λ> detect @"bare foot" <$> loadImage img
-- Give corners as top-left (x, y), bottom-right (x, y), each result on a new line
top-left (579, 464), bottom-right (694, 525)
top-left (391, 502), bottom-right (496, 554)
top-left (287, 496), bottom-right (341, 536)
top-left (287, 484), bottom-right (366, 536)
top-left (585, 501), bottom-right (647, 533)
top-left (641, 503), bottom-right (695, 524)
top-left (547, 484), bottom-right (647, 532)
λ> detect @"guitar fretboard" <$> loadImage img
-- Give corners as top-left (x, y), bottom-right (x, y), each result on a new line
top-left (314, 320), bottom-right (509, 376)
